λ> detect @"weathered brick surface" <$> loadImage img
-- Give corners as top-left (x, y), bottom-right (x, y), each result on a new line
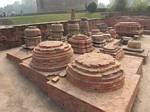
top-left (46, 74), bottom-right (140, 112)
top-left (68, 34), bottom-right (94, 54)
top-left (105, 16), bottom-right (150, 31)
top-left (114, 22), bottom-right (143, 37)
top-left (66, 52), bottom-right (125, 92)
top-left (6, 47), bottom-right (32, 64)
top-left (120, 55), bottom-right (143, 75)
top-left (19, 58), bottom-right (49, 92)
top-left (123, 50), bottom-right (149, 65)
top-left (30, 41), bottom-right (73, 72)
top-left (19, 57), bottom-right (140, 112)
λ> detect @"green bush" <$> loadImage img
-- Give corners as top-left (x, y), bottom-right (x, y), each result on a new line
top-left (85, 2), bottom-right (97, 13)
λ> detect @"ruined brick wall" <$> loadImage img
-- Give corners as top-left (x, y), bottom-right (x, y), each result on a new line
top-left (0, 19), bottom-right (103, 51)
top-left (104, 16), bottom-right (150, 30)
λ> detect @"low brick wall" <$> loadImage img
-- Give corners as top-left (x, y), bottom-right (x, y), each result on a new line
top-left (104, 16), bottom-right (150, 30)
top-left (1, 16), bottom-right (150, 51)
top-left (0, 18), bottom-right (103, 51)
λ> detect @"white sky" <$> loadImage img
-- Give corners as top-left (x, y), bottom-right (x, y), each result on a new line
top-left (0, 0), bottom-right (110, 7)
top-left (99, 0), bottom-right (110, 5)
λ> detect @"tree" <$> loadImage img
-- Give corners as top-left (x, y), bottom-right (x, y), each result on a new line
top-left (131, 0), bottom-right (148, 12)
top-left (111, 0), bottom-right (127, 12)
top-left (85, 2), bottom-right (97, 13)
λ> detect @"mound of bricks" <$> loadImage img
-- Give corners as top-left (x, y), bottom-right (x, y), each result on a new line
top-left (30, 41), bottom-right (74, 72)
top-left (80, 18), bottom-right (90, 36)
top-left (23, 26), bottom-right (41, 49)
top-left (114, 22), bottom-right (143, 36)
top-left (51, 23), bottom-right (65, 41)
top-left (68, 34), bottom-right (94, 54)
top-left (66, 52), bottom-right (125, 92)
top-left (101, 44), bottom-right (124, 60)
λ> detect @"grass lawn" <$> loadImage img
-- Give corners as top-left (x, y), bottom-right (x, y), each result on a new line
top-left (7, 12), bottom-right (101, 25)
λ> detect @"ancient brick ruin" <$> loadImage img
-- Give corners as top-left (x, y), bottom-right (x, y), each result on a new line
top-left (66, 52), bottom-right (125, 92)
top-left (101, 44), bottom-right (124, 60)
top-left (97, 23), bottom-right (108, 32)
top-left (23, 26), bottom-right (41, 49)
top-left (80, 18), bottom-right (90, 36)
top-left (124, 40), bottom-right (144, 53)
top-left (30, 41), bottom-right (73, 72)
top-left (68, 34), bottom-right (94, 54)
top-left (92, 34), bottom-right (106, 48)
top-left (67, 22), bottom-right (80, 38)
top-left (114, 22), bottom-right (143, 37)
top-left (50, 23), bottom-right (65, 41)
top-left (3, 14), bottom-right (149, 112)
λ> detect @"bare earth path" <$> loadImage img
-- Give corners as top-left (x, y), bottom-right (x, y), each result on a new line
top-left (0, 36), bottom-right (150, 112)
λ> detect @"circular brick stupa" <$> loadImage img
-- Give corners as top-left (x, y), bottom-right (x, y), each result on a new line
top-left (92, 34), bottom-right (106, 48)
top-left (124, 40), bottom-right (144, 53)
top-left (67, 22), bottom-right (80, 38)
top-left (101, 44), bottom-right (124, 60)
top-left (66, 52), bottom-right (125, 92)
top-left (51, 23), bottom-right (64, 41)
top-left (68, 34), bottom-right (94, 54)
top-left (24, 26), bottom-right (41, 49)
top-left (30, 41), bottom-right (74, 72)
top-left (80, 18), bottom-right (90, 35)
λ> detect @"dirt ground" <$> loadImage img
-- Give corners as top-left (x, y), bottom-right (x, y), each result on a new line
top-left (0, 36), bottom-right (150, 112)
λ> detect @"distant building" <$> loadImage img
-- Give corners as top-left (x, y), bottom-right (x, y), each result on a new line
top-left (36, 0), bottom-right (98, 13)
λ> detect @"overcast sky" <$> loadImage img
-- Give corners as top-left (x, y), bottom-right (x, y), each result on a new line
top-left (0, 0), bottom-right (110, 7)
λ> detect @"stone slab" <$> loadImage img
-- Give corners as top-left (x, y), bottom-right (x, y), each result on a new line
top-left (123, 50), bottom-right (149, 65)
top-left (47, 74), bottom-right (140, 112)
top-left (19, 59), bottom-right (140, 112)
top-left (6, 47), bottom-right (32, 64)
top-left (120, 55), bottom-right (143, 76)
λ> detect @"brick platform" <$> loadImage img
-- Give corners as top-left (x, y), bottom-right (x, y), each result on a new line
top-left (19, 54), bottom-right (143, 92)
top-left (47, 74), bottom-right (140, 112)
top-left (19, 59), bottom-right (140, 112)
top-left (7, 47), bottom-right (32, 64)
top-left (120, 55), bottom-right (143, 75)
top-left (123, 50), bottom-right (149, 65)
top-left (19, 58), bottom-right (50, 92)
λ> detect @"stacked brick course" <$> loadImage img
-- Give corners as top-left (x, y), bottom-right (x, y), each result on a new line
top-left (24, 26), bottom-right (41, 49)
top-left (66, 52), bottom-right (125, 92)
top-left (68, 34), bottom-right (94, 54)
top-left (30, 41), bottom-right (73, 72)
top-left (51, 23), bottom-right (65, 41)
top-left (80, 18), bottom-right (90, 36)
top-left (101, 44), bottom-right (124, 60)
top-left (114, 22), bottom-right (143, 36)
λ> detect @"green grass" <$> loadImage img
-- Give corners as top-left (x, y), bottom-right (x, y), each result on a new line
top-left (7, 12), bottom-right (101, 25)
